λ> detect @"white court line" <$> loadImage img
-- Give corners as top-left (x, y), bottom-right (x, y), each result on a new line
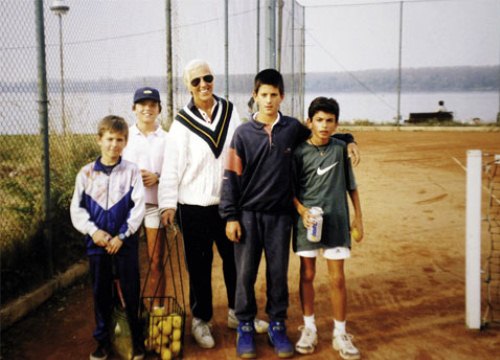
top-left (452, 156), bottom-right (500, 205)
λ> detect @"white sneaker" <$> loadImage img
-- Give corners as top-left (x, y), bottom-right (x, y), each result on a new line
top-left (227, 309), bottom-right (269, 334)
top-left (333, 333), bottom-right (360, 360)
top-left (191, 318), bottom-right (215, 349)
top-left (295, 326), bottom-right (318, 354)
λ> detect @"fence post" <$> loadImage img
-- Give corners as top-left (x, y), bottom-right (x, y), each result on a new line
top-left (465, 149), bottom-right (481, 329)
top-left (34, 0), bottom-right (53, 277)
top-left (165, 0), bottom-right (173, 127)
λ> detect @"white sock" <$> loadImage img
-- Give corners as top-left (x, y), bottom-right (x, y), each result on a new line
top-left (304, 314), bottom-right (317, 332)
top-left (333, 319), bottom-right (346, 337)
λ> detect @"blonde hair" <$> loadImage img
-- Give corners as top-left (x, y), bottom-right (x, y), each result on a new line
top-left (97, 115), bottom-right (129, 140)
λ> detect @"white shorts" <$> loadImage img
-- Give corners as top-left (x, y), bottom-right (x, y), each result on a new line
top-left (144, 204), bottom-right (163, 229)
top-left (296, 247), bottom-right (351, 260)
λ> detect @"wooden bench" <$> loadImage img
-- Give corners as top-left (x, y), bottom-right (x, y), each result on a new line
top-left (405, 111), bottom-right (453, 124)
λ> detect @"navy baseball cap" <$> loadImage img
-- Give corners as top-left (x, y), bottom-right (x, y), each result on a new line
top-left (133, 87), bottom-right (161, 104)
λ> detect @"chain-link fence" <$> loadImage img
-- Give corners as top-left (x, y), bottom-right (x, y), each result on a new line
top-left (0, 0), bottom-right (305, 304)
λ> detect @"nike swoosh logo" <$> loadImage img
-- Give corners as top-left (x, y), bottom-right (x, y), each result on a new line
top-left (316, 162), bottom-right (339, 176)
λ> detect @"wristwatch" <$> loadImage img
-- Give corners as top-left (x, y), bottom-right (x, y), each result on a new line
top-left (118, 233), bottom-right (126, 241)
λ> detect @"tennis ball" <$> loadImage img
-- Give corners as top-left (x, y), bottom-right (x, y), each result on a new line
top-left (170, 340), bottom-right (181, 355)
top-left (161, 348), bottom-right (172, 360)
top-left (156, 334), bottom-right (169, 347)
top-left (153, 307), bottom-right (166, 316)
top-left (352, 228), bottom-right (362, 242)
top-left (159, 318), bottom-right (172, 335)
top-left (172, 314), bottom-right (183, 329)
top-left (172, 328), bottom-right (182, 341)
top-left (149, 324), bottom-right (160, 339)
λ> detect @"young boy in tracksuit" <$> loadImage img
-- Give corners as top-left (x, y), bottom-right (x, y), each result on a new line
top-left (219, 69), bottom-right (357, 359)
top-left (70, 115), bottom-right (146, 360)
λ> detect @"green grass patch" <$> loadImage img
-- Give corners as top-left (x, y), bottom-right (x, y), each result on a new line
top-left (1, 134), bottom-right (99, 304)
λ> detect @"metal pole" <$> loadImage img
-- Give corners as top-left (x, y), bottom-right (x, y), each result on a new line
top-left (291, 0), bottom-right (295, 117)
top-left (57, 13), bottom-right (67, 134)
top-left (225, 0), bottom-right (229, 99)
top-left (35, 0), bottom-right (53, 277)
top-left (265, 0), bottom-right (276, 69)
top-left (301, 5), bottom-right (305, 121)
top-left (497, 56), bottom-right (500, 123)
top-left (465, 149), bottom-right (482, 329)
top-left (396, 1), bottom-right (403, 127)
top-left (165, 0), bottom-right (173, 126)
top-left (276, 0), bottom-right (283, 72)
top-left (256, 0), bottom-right (260, 72)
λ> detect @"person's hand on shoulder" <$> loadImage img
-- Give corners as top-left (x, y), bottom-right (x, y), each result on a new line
top-left (347, 142), bottom-right (360, 167)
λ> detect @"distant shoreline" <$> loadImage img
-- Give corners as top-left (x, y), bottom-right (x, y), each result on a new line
top-left (338, 125), bottom-right (500, 132)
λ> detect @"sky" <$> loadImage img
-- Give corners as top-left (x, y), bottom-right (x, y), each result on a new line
top-left (1, 0), bottom-right (498, 84)
top-left (298, 0), bottom-right (500, 72)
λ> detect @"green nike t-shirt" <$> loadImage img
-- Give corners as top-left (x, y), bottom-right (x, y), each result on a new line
top-left (292, 138), bottom-right (357, 252)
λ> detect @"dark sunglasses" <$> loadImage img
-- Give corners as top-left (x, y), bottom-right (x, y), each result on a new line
top-left (190, 74), bottom-right (214, 87)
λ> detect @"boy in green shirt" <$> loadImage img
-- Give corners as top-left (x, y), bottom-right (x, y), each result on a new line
top-left (292, 97), bottom-right (364, 359)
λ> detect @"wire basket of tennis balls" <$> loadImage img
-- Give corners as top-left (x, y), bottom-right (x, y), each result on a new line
top-left (142, 296), bottom-right (185, 359)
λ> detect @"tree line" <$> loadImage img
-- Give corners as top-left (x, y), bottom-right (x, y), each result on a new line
top-left (304, 65), bottom-right (499, 93)
top-left (3, 66), bottom-right (498, 94)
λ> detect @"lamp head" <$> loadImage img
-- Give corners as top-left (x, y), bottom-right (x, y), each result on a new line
top-left (50, 0), bottom-right (69, 15)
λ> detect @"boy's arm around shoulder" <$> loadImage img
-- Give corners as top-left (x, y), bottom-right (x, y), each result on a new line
top-left (333, 133), bottom-right (360, 166)
top-left (70, 165), bottom-right (99, 237)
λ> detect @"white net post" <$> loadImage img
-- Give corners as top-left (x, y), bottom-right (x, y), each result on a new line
top-left (466, 149), bottom-right (482, 329)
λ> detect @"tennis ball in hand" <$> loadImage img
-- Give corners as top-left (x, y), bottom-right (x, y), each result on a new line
top-left (352, 228), bottom-right (362, 242)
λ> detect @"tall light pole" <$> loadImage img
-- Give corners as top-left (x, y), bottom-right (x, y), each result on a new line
top-left (50, 0), bottom-right (69, 134)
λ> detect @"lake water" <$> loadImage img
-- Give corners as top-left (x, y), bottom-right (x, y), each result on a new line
top-left (304, 91), bottom-right (499, 124)
top-left (1, 91), bottom-right (498, 135)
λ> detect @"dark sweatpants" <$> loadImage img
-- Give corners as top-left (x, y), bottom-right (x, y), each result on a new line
top-left (234, 210), bottom-right (292, 322)
top-left (178, 204), bottom-right (236, 322)
top-left (88, 245), bottom-right (143, 349)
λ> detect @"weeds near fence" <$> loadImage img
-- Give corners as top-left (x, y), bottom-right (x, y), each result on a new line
top-left (0, 134), bottom-right (99, 304)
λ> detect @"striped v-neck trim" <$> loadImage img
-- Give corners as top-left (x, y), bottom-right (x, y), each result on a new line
top-left (175, 96), bottom-right (233, 158)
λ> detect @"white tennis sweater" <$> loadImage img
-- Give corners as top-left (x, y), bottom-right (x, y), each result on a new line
top-left (158, 105), bottom-right (241, 210)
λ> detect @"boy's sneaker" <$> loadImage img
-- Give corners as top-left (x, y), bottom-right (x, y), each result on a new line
top-left (267, 321), bottom-right (294, 358)
top-left (236, 321), bottom-right (257, 359)
top-left (295, 326), bottom-right (318, 354)
top-left (89, 343), bottom-right (110, 360)
top-left (191, 317), bottom-right (215, 349)
top-left (228, 309), bottom-right (270, 334)
top-left (333, 333), bottom-right (361, 360)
